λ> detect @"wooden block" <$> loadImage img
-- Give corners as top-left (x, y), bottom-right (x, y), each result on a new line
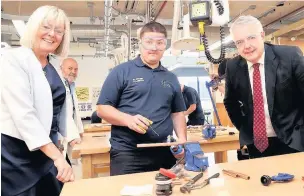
top-left (84, 123), bottom-right (111, 133)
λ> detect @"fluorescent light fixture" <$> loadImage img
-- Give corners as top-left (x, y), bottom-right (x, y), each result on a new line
top-left (209, 35), bottom-right (233, 51)
top-left (12, 20), bottom-right (26, 37)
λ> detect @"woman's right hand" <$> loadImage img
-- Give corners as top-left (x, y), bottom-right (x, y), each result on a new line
top-left (54, 156), bottom-right (74, 183)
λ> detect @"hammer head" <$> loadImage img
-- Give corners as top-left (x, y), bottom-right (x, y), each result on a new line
top-left (180, 185), bottom-right (191, 193)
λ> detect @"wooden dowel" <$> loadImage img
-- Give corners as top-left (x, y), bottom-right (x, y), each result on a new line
top-left (222, 169), bottom-right (250, 180)
top-left (137, 142), bottom-right (186, 148)
top-left (236, 172), bottom-right (250, 180)
top-left (222, 170), bottom-right (238, 178)
top-left (137, 140), bottom-right (208, 148)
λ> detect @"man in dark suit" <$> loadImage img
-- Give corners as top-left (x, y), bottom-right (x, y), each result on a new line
top-left (224, 15), bottom-right (304, 158)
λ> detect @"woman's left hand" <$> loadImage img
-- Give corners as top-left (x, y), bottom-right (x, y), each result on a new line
top-left (69, 138), bottom-right (81, 147)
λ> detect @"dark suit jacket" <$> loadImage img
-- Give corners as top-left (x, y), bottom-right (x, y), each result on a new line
top-left (224, 43), bottom-right (304, 151)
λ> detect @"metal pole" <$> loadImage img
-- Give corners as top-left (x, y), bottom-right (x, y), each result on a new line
top-left (128, 18), bottom-right (131, 60)
top-left (197, 77), bottom-right (200, 98)
top-left (146, 0), bottom-right (151, 23)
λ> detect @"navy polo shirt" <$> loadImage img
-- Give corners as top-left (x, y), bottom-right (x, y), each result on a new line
top-left (97, 56), bottom-right (186, 151)
top-left (183, 85), bottom-right (205, 121)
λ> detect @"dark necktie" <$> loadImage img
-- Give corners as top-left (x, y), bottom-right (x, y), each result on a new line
top-left (65, 80), bottom-right (76, 119)
top-left (252, 63), bottom-right (269, 152)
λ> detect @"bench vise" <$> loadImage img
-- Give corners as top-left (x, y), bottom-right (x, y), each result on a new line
top-left (184, 142), bottom-right (209, 172)
top-left (202, 125), bottom-right (216, 139)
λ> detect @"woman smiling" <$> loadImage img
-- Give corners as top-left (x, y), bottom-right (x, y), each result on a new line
top-left (1, 5), bottom-right (74, 196)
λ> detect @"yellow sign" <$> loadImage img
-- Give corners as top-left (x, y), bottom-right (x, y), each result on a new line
top-left (76, 87), bottom-right (89, 101)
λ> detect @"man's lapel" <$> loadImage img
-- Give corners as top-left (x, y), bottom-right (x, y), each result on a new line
top-left (264, 44), bottom-right (279, 117)
top-left (237, 58), bottom-right (253, 108)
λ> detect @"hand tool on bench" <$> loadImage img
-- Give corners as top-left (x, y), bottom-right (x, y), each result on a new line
top-left (180, 172), bottom-right (204, 193)
top-left (261, 173), bottom-right (294, 186)
top-left (190, 173), bottom-right (220, 190)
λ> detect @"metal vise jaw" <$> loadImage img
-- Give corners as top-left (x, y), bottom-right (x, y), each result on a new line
top-left (184, 142), bottom-right (209, 172)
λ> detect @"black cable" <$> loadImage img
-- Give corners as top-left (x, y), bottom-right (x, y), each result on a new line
top-left (213, 0), bottom-right (224, 15)
top-left (200, 0), bottom-right (226, 64)
top-left (201, 26), bottom-right (226, 64)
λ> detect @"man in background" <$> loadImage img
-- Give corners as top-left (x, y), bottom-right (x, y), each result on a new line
top-left (60, 58), bottom-right (84, 164)
top-left (181, 84), bottom-right (205, 125)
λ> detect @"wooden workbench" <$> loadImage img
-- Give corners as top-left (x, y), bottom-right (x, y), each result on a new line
top-left (83, 123), bottom-right (111, 133)
top-left (73, 127), bottom-right (239, 179)
top-left (62, 152), bottom-right (304, 196)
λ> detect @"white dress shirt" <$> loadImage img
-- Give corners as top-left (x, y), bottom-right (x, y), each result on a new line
top-left (247, 52), bottom-right (277, 137)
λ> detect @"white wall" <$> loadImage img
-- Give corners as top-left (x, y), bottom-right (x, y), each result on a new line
top-left (72, 56), bottom-right (110, 88)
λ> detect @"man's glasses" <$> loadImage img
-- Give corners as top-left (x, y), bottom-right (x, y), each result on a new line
top-left (140, 37), bottom-right (167, 51)
top-left (234, 34), bottom-right (259, 48)
top-left (40, 25), bottom-right (65, 36)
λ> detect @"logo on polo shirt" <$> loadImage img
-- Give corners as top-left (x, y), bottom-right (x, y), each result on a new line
top-left (133, 78), bottom-right (144, 83)
top-left (161, 80), bottom-right (171, 88)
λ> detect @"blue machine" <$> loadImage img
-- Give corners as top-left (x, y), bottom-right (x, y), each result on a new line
top-left (184, 142), bottom-right (209, 172)
top-left (167, 136), bottom-right (209, 172)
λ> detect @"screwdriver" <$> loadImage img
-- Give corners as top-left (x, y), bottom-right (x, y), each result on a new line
top-left (149, 124), bottom-right (159, 136)
top-left (138, 119), bottom-right (159, 136)
top-left (147, 119), bottom-right (159, 136)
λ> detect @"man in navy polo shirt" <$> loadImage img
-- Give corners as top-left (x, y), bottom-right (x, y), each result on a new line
top-left (181, 84), bottom-right (205, 125)
top-left (97, 22), bottom-right (187, 176)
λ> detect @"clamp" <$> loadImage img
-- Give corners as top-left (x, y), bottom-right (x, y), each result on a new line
top-left (167, 135), bottom-right (183, 156)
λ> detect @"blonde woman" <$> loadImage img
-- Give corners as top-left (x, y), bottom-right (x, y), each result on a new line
top-left (1, 6), bottom-right (74, 195)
